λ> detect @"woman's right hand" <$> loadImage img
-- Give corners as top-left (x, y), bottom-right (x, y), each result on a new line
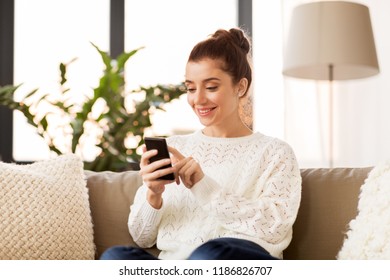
top-left (139, 145), bottom-right (175, 209)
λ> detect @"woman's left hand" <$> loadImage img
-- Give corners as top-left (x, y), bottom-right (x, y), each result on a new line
top-left (169, 146), bottom-right (204, 188)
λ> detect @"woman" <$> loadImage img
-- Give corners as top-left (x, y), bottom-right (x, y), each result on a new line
top-left (101, 27), bottom-right (302, 260)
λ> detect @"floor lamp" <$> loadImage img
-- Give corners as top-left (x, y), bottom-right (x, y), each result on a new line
top-left (283, 1), bottom-right (380, 168)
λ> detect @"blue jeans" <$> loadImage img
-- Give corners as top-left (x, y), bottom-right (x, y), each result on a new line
top-left (100, 237), bottom-right (279, 260)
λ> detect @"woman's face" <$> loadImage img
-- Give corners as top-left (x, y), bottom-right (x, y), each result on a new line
top-left (185, 58), bottom-right (245, 132)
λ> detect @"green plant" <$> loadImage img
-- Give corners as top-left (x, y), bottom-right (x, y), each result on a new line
top-left (0, 43), bottom-right (186, 171)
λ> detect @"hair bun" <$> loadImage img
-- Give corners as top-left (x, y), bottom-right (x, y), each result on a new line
top-left (228, 28), bottom-right (251, 54)
top-left (212, 28), bottom-right (251, 54)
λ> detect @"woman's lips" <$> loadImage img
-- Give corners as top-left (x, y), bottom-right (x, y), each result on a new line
top-left (197, 107), bottom-right (215, 116)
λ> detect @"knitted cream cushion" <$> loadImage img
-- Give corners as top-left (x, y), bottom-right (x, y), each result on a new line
top-left (338, 161), bottom-right (390, 259)
top-left (0, 154), bottom-right (95, 259)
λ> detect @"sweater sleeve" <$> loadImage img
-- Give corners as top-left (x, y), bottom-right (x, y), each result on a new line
top-left (127, 184), bottom-right (164, 248)
top-left (190, 140), bottom-right (302, 245)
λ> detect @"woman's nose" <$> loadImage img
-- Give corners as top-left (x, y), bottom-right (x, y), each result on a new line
top-left (194, 90), bottom-right (207, 104)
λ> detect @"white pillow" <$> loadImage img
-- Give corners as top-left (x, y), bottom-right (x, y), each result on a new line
top-left (338, 161), bottom-right (390, 259)
top-left (0, 154), bottom-right (95, 259)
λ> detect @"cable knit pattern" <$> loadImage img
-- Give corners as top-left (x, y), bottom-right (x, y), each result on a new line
top-left (0, 154), bottom-right (95, 260)
top-left (128, 130), bottom-right (301, 259)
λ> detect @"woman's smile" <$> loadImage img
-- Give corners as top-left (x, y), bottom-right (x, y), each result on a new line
top-left (196, 107), bottom-right (216, 117)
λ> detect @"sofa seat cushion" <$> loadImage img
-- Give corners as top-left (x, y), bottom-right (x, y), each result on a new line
top-left (0, 154), bottom-right (95, 260)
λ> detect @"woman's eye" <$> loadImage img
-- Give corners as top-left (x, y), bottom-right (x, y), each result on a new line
top-left (187, 88), bottom-right (196, 93)
top-left (206, 86), bottom-right (218, 91)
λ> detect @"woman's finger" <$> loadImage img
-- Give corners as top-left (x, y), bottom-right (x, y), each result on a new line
top-left (179, 159), bottom-right (193, 185)
top-left (168, 146), bottom-right (185, 163)
top-left (139, 148), bottom-right (158, 168)
top-left (174, 157), bottom-right (198, 188)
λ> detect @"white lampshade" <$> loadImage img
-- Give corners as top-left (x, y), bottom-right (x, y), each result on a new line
top-left (283, 1), bottom-right (379, 81)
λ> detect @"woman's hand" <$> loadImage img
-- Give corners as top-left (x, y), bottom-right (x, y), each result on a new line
top-left (139, 145), bottom-right (175, 209)
top-left (169, 146), bottom-right (204, 188)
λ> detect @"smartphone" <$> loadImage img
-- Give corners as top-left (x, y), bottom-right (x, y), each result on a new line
top-left (144, 137), bottom-right (175, 181)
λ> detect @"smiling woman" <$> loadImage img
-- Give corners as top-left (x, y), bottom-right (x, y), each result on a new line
top-left (185, 59), bottom-right (250, 137)
top-left (184, 28), bottom-right (252, 137)
top-left (185, 59), bottom-right (249, 137)
top-left (100, 27), bottom-right (301, 261)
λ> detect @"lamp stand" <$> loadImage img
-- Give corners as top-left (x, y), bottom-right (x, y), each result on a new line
top-left (328, 64), bottom-right (334, 168)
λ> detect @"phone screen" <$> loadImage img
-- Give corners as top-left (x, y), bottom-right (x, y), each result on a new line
top-left (144, 137), bottom-right (175, 180)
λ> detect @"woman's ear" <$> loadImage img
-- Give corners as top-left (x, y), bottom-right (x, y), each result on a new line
top-left (237, 78), bottom-right (249, 97)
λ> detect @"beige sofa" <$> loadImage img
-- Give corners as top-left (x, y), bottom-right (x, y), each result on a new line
top-left (85, 167), bottom-right (372, 260)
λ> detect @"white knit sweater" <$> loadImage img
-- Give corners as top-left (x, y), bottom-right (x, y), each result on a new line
top-left (128, 130), bottom-right (302, 259)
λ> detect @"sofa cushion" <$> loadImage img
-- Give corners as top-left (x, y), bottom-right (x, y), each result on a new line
top-left (85, 169), bottom-right (145, 258)
top-left (0, 154), bottom-right (95, 260)
top-left (284, 167), bottom-right (372, 260)
top-left (338, 162), bottom-right (390, 259)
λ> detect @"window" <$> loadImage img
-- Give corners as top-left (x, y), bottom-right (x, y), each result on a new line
top-left (13, 0), bottom-right (109, 161)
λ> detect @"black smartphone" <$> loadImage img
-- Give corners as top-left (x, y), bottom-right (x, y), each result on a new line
top-left (144, 137), bottom-right (175, 181)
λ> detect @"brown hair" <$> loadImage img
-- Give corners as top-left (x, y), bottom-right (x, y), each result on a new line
top-left (188, 28), bottom-right (252, 94)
